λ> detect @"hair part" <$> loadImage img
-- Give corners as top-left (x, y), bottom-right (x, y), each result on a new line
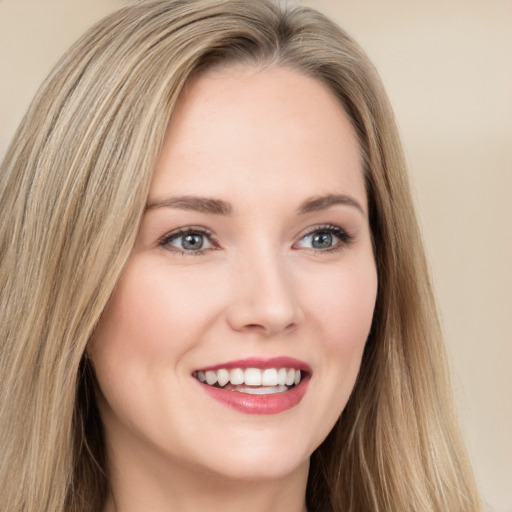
top-left (0, 1), bottom-right (480, 511)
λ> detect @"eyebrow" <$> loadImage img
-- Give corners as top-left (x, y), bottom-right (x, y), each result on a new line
top-left (145, 193), bottom-right (365, 216)
top-left (297, 194), bottom-right (365, 216)
top-left (145, 196), bottom-right (232, 215)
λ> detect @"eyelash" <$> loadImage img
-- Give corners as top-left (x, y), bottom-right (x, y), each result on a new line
top-left (158, 227), bottom-right (219, 256)
top-left (294, 224), bottom-right (353, 253)
top-left (158, 224), bottom-right (353, 256)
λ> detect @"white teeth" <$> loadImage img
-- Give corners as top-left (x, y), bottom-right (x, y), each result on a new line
top-left (205, 370), bottom-right (217, 386)
top-left (195, 366), bottom-right (304, 390)
top-left (261, 368), bottom-right (278, 386)
top-left (229, 368), bottom-right (244, 385)
top-left (244, 368), bottom-right (262, 386)
top-left (217, 368), bottom-right (230, 387)
top-left (277, 368), bottom-right (287, 386)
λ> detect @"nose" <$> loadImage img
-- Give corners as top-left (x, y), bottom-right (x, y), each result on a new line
top-left (225, 248), bottom-right (303, 337)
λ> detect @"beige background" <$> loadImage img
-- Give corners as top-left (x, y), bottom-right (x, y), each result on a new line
top-left (0, 1), bottom-right (510, 510)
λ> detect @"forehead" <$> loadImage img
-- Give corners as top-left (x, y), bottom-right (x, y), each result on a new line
top-left (149, 65), bottom-right (366, 211)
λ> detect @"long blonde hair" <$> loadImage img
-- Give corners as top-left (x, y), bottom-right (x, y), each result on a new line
top-left (0, 1), bottom-right (480, 511)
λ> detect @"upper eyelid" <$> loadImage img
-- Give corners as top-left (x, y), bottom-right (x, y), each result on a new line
top-left (292, 224), bottom-right (354, 250)
top-left (160, 226), bottom-right (214, 239)
top-left (294, 223), bottom-right (350, 240)
top-left (158, 226), bottom-right (218, 249)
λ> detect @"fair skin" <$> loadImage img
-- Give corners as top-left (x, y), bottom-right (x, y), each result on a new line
top-left (89, 65), bottom-right (378, 512)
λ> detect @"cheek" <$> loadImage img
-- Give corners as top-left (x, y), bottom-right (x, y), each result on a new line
top-left (293, 255), bottom-right (377, 449)
top-left (90, 278), bottom-right (167, 371)
top-left (88, 261), bottom-right (203, 403)
top-left (91, 258), bottom-right (213, 361)
top-left (304, 254), bottom-right (377, 403)
top-left (308, 256), bottom-right (377, 351)
top-left (86, 258), bottom-right (223, 445)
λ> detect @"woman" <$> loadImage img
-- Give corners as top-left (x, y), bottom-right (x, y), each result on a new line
top-left (0, 1), bottom-right (481, 511)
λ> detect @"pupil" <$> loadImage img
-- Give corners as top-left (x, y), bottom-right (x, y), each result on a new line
top-left (313, 232), bottom-right (332, 249)
top-left (182, 234), bottom-right (203, 250)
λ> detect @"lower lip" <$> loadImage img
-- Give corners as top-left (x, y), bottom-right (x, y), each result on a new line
top-left (197, 376), bottom-right (310, 415)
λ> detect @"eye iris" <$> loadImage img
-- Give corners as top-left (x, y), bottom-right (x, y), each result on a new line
top-left (312, 232), bottom-right (333, 249)
top-left (182, 234), bottom-right (204, 250)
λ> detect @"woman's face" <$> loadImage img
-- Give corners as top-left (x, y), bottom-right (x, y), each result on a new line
top-left (89, 65), bottom-right (377, 484)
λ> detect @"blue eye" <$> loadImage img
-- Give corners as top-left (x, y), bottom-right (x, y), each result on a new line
top-left (295, 225), bottom-right (351, 251)
top-left (308, 232), bottom-right (334, 249)
top-left (160, 228), bottom-right (215, 253)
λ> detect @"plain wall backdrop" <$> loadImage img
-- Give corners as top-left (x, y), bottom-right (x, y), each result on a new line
top-left (0, 1), bottom-right (511, 511)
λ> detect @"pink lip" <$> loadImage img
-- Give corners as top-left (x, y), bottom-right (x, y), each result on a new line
top-left (196, 375), bottom-right (310, 415)
top-left (195, 356), bottom-right (312, 373)
top-left (193, 356), bottom-right (312, 415)
top-left (197, 356), bottom-right (311, 414)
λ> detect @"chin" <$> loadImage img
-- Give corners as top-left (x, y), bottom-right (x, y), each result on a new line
top-left (198, 452), bottom-right (310, 483)
top-left (174, 429), bottom-right (314, 483)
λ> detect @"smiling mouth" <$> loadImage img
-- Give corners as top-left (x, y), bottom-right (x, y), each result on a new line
top-left (193, 367), bottom-right (302, 395)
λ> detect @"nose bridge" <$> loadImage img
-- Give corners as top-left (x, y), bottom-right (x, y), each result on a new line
top-left (226, 239), bottom-right (302, 335)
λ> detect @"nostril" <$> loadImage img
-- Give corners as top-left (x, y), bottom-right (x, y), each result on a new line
top-left (242, 321), bottom-right (297, 336)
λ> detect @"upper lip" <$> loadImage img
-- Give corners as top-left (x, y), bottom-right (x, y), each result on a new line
top-left (194, 356), bottom-right (312, 374)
